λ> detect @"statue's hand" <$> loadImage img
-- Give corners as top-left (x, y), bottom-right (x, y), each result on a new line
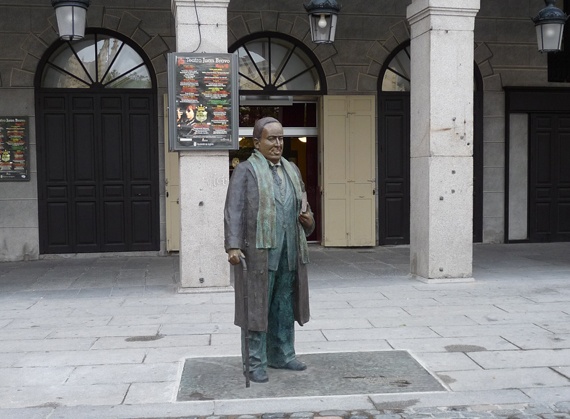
top-left (299, 211), bottom-right (314, 229)
top-left (227, 248), bottom-right (244, 265)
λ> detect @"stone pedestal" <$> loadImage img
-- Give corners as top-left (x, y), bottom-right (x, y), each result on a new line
top-left (407, 0), bottom-right (480, 282)
top-left (173, 0), bottom-right (231, 288)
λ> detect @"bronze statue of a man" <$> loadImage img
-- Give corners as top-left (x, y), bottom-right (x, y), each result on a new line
top-left (224, 117), bottom-right (315, 383)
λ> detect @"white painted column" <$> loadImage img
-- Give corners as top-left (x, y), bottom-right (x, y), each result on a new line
top-left (407, 0), bottom-right (480, 283)
top-left (172, 0), bottom-right (230, 289)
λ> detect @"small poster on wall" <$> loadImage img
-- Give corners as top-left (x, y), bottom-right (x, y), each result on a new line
top-left (168, 52), bottom-right (239, 151)
top-left (0, 116), bottom-right (29, 181)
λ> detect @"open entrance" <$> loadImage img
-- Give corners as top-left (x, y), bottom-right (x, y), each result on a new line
top-left (228, 32), bottom-right (327, 243)
top-left (232, 103), bottom-right (320, 242)
top-left (35, 30), bottom-right (159, 254)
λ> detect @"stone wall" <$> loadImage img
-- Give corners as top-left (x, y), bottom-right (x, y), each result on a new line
top-left (0, 0), bottom-right (565, 261)
top-left (0, 1), bottom-right (174, 261)
top-left (228, 0), bottom-right (565, 245)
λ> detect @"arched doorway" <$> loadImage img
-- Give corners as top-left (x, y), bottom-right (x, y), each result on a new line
top-left (378, 41), bottom-right (483, 245)
top-left (35, 29), bottom-right (159, 254)
top-left (229, 32), bottom-right (326, 241)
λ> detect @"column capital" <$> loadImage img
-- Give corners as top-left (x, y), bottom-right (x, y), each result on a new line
top-left (407, 0), bottom-right (480, 28)
top-left (172, 0), bottom-right (230, 18)
top-left (172, 0), bottom-right (230, 7)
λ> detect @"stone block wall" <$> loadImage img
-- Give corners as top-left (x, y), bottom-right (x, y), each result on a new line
top-left (228, 0), bottom-right (564, 245)
top-left (0, 1), bottom-right (174, 262)
top-left (0, 0), bottom-right (565, 261)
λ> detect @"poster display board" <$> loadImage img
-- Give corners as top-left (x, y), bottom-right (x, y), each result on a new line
top-left (168, 53), bottom-right (239, 151)
top-left (0, 116), bottom-right (29, 181)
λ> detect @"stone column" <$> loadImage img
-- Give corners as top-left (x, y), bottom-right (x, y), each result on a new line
top-left (407, 0), bottom-right (480, 283)
top-left (172, 0), bottom-right (231, 289)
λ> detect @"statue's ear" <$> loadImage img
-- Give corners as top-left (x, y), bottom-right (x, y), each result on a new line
top-left (253, 139), bottom-right (260, 149)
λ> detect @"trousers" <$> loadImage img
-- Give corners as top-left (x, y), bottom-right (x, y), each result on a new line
top-left (242, 244), bottom-right (296, 371)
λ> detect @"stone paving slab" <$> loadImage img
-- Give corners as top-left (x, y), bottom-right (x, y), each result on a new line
top-left (91, 334), bottom-right (211, 350)
top-left (123, 381), bottom-right (179, 404)
top-left (321, 327), bottom-right (440, 341)
top-left (11, 348), bottom-right (146, 368)
top-left (468, 348), bottom-right (570, 368)
top-left (0, 366), bottom-right (74, 386)
top-left (177, 351), bottom-right (446, 402)
top-left (0, 337), bottom-right (96, 352)
top-left (415, 352), bottom-right (482, 372)
top-left (369, 389), bottom-right (531, 410)
top-left (439, 367), bottom-right (570, 391)
top-left (0, 383), bottom-right (130, 409)
top-left (387, 336), bottom-right (519, 352)
top-left (65, 362), bottom-right (179, 385)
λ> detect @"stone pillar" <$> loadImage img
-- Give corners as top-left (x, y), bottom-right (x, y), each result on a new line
top-left (172, 0), bottom-right (231, 289)
top-left (407, 0), bottom-right (480, 283)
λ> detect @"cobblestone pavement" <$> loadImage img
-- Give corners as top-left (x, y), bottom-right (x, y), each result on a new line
top-left (150, 403), bottom-right (570, 419)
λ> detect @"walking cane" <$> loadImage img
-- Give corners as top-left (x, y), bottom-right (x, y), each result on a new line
top-left (240, 256), bottom-right (250, 388)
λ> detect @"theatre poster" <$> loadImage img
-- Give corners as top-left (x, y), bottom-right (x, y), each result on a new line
top-left (168, 53), bottom-right (239, 151)
top-left (0, 116), bottom-right (29, 181)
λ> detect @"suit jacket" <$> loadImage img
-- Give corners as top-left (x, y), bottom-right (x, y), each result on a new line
top-left (224, 158), bottom-right (313, 331)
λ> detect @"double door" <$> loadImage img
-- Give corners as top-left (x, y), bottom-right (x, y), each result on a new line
top-left (530, 114), bottom-right (570, 242)
top-left (37, 91), bottom-right (159, 253)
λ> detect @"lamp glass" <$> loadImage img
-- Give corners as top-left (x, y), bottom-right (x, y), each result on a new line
top-left (536, 22), bottom-right (565, 52)
top-left (308, 13), bottom-right (337, 44)
top-left (55, 5), bottom-right (87, 41)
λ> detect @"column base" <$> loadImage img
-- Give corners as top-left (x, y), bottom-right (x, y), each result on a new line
top-left (177, 285), bottom-right (234, 293)
top-left (411, 275), bottom-right (475, 284)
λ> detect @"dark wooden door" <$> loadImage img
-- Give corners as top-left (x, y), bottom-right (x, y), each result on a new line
top-left (378, 91), bottom-right (483, 245)
top-left (37, 91), bottom-right (159, 254)
top-left (379, 93), bottom-right (410, 245)
top-left (529, 114), bottom-right (570, 242)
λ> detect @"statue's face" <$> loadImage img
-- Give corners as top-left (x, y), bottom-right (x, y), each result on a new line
top-left (254, 122), bottom-right (284, 164)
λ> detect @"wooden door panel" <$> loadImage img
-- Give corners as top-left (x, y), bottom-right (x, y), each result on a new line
top-left (46, 203), bottom-right (70, 249)
top-left (103, 201), bottom-right (126, 247)
top-left (323, 96), bottom-right (375, 247)
top-left (73, 114), bottom-right (96, 181)
top-left (130, 114), bottom-right (152, 181)
top-left (38, 91), bottom-right (159, 254)
top-left (559, 204), bottom-right (570, 233)
top-left (101, 114), bottom-right (124, 181)
top-left (379, 94), bottom-right (410, 245)
top-left (131, 201), bottom-right (153, 246)
top-left (44, 114), bottom-right (68, 182)
top-left (75, 202), bottom-right (98, 249)
top-left (530, 113), bottom-right (570, 242)
top-left (349, 109), bottom-right (375, 246)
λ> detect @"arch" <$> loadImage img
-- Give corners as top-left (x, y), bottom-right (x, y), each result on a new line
top-left (229, 31), bottom-right (327, 95)
top-left (34, 28), bottom-right (156, 90)
top-left (34, 28), bottom-right (160, 254)
top-left (379, 40), bottom-right (411, 92)
top-left (10, 9), bottom-right (171, 89)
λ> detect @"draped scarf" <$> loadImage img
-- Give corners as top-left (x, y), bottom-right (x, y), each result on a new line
top-left (248, 150), bottom-right (310, 264)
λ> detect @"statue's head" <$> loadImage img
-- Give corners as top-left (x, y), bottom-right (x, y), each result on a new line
top-left (253, 117), bottom-right (284, 164)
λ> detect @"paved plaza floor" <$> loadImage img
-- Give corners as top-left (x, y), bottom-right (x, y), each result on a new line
top-left (0, 243), bottom-right (569, 418)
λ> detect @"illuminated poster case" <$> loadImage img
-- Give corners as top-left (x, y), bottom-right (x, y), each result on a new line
top-left (168, 53), bottom-right (239, 151)
top-left (0, 116), bottom-right (29, 181)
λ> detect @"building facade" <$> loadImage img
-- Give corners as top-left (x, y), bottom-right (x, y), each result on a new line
top-left (0, 1), bottom-right (567, 279)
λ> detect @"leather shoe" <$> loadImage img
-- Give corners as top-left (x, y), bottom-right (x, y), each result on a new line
top-left (270, 359), bottom-right (307, 371)
top-left (247, 369), bottom-right (268, 383)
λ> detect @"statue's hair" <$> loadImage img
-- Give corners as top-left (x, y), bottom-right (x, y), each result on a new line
top-left (252, 117), bottom-right (280, 140)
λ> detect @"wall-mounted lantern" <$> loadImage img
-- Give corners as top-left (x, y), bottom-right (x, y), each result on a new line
top-left (51, 0), bottom-right (91, 41)
top-left (533, 0), bottom-right (568, 52)
top-left (304, 0), bottom-right (341, 44)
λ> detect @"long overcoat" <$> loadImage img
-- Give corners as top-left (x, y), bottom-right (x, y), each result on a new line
top-left (224, 159), bottom-right (313, 332)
